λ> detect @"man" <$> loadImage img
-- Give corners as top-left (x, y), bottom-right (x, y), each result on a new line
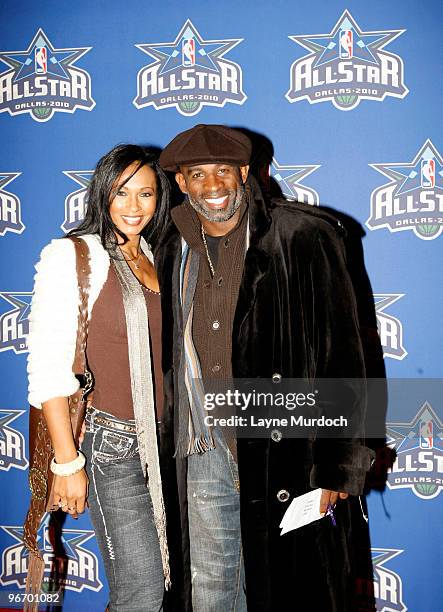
top-left (157, 125), bottom-right (374, 611)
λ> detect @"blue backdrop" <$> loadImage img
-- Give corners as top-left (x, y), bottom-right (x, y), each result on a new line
top-left (1, 1), bottom-right (442, 610)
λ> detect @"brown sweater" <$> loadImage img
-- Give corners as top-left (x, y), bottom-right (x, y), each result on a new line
top-left (171, 199), bottom-right (248, 381)
top-left (86, 264), bottom-right (163, 422)
top-left (171, 199), bottom-right (248, 461)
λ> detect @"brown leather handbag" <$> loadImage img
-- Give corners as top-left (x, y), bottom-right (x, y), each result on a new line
top-left (23, 237), bottom-right (92, 610)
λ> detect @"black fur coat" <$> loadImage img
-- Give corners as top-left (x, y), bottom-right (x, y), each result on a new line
top-left (156, 176), bottom-right (374, 611)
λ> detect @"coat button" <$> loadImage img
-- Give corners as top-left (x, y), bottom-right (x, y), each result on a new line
top-left (203, 280), bottom-right (210, 289)
top-left (212, 364), bottom-right (221, 373)
top-left (271, 429), bottom-right (282, 442)
top-left (212, 320), bottom-right (220, 330)
top-left (277, 489), bottom-right (290, 503)
top-left (272, 373), bottom-right (282, 384)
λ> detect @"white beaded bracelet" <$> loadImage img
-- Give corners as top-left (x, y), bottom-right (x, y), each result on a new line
top-left (50, 450), bottom-right (86, 477)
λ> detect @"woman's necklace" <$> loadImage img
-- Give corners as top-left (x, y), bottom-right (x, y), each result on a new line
top-left (120, 245), bottom-right (142, 269)
top-left (200, 224), bottom-right (215, 277)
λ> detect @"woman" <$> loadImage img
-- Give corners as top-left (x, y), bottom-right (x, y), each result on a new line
top-left (27, 144), bottom-right (171, 611)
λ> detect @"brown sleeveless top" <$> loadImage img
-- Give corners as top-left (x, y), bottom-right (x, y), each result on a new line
top-left (86, 264), bottom-right (163, 422)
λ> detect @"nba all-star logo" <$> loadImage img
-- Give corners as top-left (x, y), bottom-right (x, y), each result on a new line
top-left (286, 10), bottom-right (408, 111)
top-left (270, 158), bottom-right (320, 206)
top-left (0, 292), bottom-right (32, 354)
top-left (0, 29), bottom-right (95, 122)
top-left (0, 173), bottom-right (24, 236)
top-left (134, 20), bottom-right (246, 116)
top-left (371, 549), bottom-right (406, 612)
top-left (0, 513), bottom-right (102, 592)
top-left (367, 140), bottom-right (443, 240)
top-left (62, 170), bottom-right (93, 233)
top-left (0, 410), bottom-right (28, 472)
top-left (387, 401), bottom-right (443, 499)
top-left (374, 294), bottom-right (407, 360)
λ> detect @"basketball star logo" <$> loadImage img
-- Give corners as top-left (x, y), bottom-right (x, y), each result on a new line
top-left (0, 29), bottom-right (95, 121)
top-left (286, 10), bottom-right (408, 110)
top-left (134, 20), bottom-right (246, 116)
top-left (367, 140), bottom-right (443, 240)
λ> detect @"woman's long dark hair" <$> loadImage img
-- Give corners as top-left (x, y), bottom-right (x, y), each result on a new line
top-left (68, 144), bottom-right (170, 252)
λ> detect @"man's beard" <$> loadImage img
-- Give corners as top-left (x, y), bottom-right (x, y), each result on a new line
top-left (187, 184), bottom-right (245, 222)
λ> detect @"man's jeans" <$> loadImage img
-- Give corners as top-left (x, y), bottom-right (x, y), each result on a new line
top-left (187, 429), bottom-right (247, 612)
top-left (82, 408), bottom-right (164, 612)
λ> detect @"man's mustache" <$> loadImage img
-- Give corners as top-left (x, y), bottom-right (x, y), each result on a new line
top-left (200, 191), bottom-right (233, 199)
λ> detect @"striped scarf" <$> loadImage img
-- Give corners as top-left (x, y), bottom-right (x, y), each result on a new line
top-left (176, 241), bottom-right (216, 457)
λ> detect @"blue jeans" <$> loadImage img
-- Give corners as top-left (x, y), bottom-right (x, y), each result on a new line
top-left (82, 408), bottom-right (164, 612)
top-left (187, 429), bottom-right (247, 612)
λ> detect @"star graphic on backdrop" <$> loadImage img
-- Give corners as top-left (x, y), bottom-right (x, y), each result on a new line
top-left (53, 526), bottom-right (95, 560)
top-left (63, 170), bottom-right (93, 189)
top-left (1, 524), bottom-right (27, 549)
top-left (0, 410), bottom-right (25, 443)
top-left (370, 139), bottom-right (443, 198)
top-left (0, 293), bottom-right (33, 323)
top-left (0, 28), bottom-right (91, 83)
top-left (371, 547), bottom-right (403, 570)
top-left (387, 401), bottom-right (443, 454)
top-left (0, 173), bottom-right (21, 192)
top-left (374, 293), bottom-right (404, 314)
top-left (270, 158), bottom-right (320, 201)
top-left (371, 548), bottom-right (407, 612)
top-left (289, 10), bottom-right (405, 69)
top-left (371, 547), bottom-right (406, 607)
top-left (2, 513), bottom-right (95, 561)
top-left (136, 19), bottom-right (243, 75)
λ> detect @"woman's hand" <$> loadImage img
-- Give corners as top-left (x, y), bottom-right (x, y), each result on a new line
top-left (52, 468), bottom-right (89, 518)
top-left (42, 396), bottom-right (89, 518)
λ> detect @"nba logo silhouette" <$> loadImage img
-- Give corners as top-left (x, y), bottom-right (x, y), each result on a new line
top-left (182, 37), bottom-right (195, 66)
top-left (420, 420), bottom-right (433, 449)
top-left (421, 159), bottom-right (435, 188)
top-left (43, 524), bottom-right (54, 552)
top-left (35, 46), bottom-right (47, 74)
top-left (339, 29), bottom-right (353, 59)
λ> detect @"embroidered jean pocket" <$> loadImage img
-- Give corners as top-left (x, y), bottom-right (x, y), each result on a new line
top-left (94, 430), bottom-right (137, 463)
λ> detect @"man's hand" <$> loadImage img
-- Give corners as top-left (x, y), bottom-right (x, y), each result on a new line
top-left (320, 489), bottom-right (348, 514)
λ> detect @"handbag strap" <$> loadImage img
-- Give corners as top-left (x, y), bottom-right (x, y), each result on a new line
top-left (23, 236), bottom-right (92, 609)
top-left (68, 237), bottom-right (91, 375)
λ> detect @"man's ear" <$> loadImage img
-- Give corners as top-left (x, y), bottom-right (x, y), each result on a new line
top-left (175, 171), bottom-right (188, 194)
top-left (239, 165), bottom-right (249, 183)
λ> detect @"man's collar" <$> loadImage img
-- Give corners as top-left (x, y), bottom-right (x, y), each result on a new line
top-left (171, 200), bottom-right (203, 252)
top-left (244, 175), bottom-right (271, 245)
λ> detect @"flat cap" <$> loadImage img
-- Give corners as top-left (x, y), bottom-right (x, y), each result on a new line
top-left (159, 124), bottom-right (251, 172)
